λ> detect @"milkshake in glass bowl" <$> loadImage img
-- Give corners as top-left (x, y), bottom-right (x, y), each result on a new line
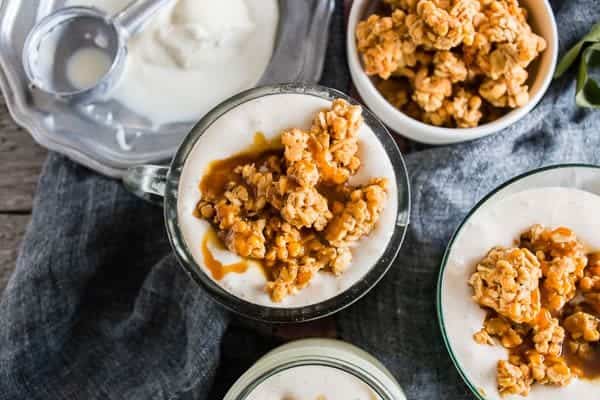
top-left (438, 165), bottom-right (600, 399)
top-left (124, 84), bottom-right (410, 322)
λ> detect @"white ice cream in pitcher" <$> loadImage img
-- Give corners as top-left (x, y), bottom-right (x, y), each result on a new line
top-left (177, 93), bottom-right (399, 307)
top-left (65, 0), bottom-right (278, 124)
top-left (245, 365), bottom-right (381, 400)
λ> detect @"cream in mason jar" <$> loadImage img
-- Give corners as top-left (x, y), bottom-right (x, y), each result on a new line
top-left (245, 365), bottom-right (381, 400)
top-left (224, 339), bottom-right (405, 400)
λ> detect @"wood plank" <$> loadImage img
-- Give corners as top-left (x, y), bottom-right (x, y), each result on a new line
top-left (0, 214), bottom-right (29, 293)
top-left (0, 97), bottom-right (47, 212)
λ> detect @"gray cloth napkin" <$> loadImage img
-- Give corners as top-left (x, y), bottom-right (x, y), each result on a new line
top-left (2, 1), bottom-right (600, 399)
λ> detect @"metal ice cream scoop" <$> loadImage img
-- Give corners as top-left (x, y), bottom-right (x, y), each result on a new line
top-left (23, 0), bottom-right (173, 103)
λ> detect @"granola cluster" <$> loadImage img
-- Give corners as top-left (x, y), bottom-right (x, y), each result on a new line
top-left (470, 225), bottom-right (600, 396)
top-left (195, 99), bottom-right (389, 302)
top-left (356, 0), bottom-right (546, 128)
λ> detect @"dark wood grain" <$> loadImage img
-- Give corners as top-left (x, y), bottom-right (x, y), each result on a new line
top-left (0, 95), bottom-right (45, 293)
top-left (0, 214), bottom-right (29, 291)
top-left (0, 98), bottom-right (46, 212)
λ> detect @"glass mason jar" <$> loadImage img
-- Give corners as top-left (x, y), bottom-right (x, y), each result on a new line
top-left (224, 338), bottom-right (406, 400)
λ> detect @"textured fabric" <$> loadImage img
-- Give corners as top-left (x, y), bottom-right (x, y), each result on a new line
top-left (1, 1), bottom-right (599, 399)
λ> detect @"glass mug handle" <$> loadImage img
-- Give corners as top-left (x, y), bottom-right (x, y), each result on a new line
top-left (122, 165), bottom-right (168, 206)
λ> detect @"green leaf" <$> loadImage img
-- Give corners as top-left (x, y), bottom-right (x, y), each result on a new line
top-left (554, 22), bottom-right (600, 78)
top-left (555, 42), bottom-right (586, 78)
top-left (575, 43), bottom-right (600, 108)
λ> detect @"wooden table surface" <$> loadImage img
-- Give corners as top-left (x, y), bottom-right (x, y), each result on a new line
top-left (0, 96), bottom-right (47, 293)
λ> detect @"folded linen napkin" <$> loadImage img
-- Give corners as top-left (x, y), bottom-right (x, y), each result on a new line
top-left (2, 1), bottom-right (600, 399)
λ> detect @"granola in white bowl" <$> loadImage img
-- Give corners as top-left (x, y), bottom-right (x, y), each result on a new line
top-left (346, 0), bottom-right (558, 144)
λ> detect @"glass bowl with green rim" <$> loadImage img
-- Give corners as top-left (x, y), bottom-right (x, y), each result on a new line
top-left (437, 164), bottom-right (600, 400)
top-left (124, 83), bottom-right (411, 324)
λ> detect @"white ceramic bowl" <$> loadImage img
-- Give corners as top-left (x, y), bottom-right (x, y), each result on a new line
top-left (347, 0), bottom-right (558, 145)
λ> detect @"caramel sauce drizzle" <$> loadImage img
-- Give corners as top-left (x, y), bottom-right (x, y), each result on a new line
top-left (197, 132), bottom-right (282, 281)
top-left (201, 228), bottom-right (249, 280)
top-left (196, 131), bottom-right (348, 282)
top-left (561, 301), bottom-right (600, 379)
top-left (199, 132), bottom-right (282, 199)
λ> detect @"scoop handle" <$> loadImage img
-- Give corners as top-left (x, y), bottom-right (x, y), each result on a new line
top-left (113, 0), bottom-right (174, 38)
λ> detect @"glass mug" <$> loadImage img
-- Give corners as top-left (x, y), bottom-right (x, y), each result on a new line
top-left (123, 83), bottom-right (411, 323)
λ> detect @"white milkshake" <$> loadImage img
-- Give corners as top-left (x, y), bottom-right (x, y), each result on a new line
top-left (224, 339), bottom-right (405, 400)
top-left (442, 186), bottom-right (600, 400)
top-left (245, 365), bottom-right (380, 400)
top-left (177, 93), bottom-right (399, 307)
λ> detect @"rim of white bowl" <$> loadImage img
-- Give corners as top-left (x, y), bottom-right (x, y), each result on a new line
top-left (346, 0), bottom-right (559, 145)
top-left (436, 163), bottom-right (600, 400)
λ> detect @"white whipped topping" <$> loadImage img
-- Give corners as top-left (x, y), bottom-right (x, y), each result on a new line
top-left (65, 0), bottom-right (278, 124)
